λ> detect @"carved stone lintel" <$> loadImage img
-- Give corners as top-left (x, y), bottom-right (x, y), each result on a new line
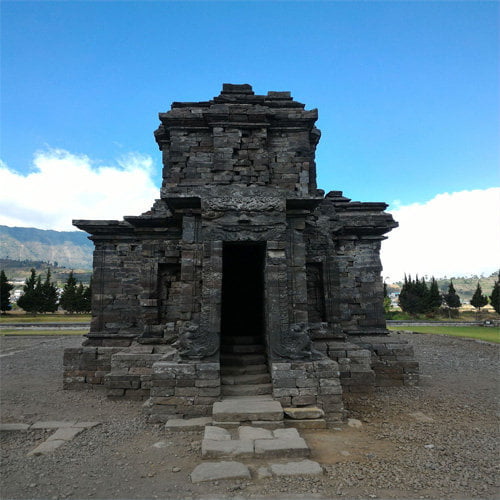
top-left (272, 322), bottom-right (323, 360)
top-left (173, 322), bottom-right (219, 359)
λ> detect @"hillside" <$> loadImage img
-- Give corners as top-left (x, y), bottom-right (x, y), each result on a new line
top-left (0, 225), bottom-right (93, 270)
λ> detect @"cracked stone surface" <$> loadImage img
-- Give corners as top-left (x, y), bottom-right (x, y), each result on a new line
top-left (165, 417), bottom-right (213, 431)
top-left (269, 459), bottom-right (323, 476)
top-left (201, 439), bottom-right (254, 459)
top-left (204, 426), bottom-right (231, 441)
top-left (238, 426), bottom-right (273, 441)
top-left (191, 461), bottom-right (251, 483)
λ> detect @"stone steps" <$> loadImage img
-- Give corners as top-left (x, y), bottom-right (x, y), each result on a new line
top-left (212, 396), bottom-right (283, 423)
top-left (201, 425), bottom-right (310, 460)
top-left (220, 353), bottom-right (266, 366)
top-left (221, 383), bottom-right (273, 396)
top-left (221, 373), bottom-right (271, 385)
top-left (220, 363), bottom-right (268, 376)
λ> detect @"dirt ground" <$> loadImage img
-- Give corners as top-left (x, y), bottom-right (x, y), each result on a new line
top-left (0, 332), bottom-right (498, 500)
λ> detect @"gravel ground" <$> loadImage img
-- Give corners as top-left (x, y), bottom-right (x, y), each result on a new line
top-left (0, 332), bottom-right (498, 500)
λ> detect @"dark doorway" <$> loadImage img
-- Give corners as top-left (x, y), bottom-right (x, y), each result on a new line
top-left (221, 242), bottom-right (265, 339)
top-left (220, 242), bottom-right (270, 396)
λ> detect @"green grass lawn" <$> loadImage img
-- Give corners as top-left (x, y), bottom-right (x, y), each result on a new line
top-left (388, 325), bottom-right (500, 343)
top-left (0, 329), bottom-right (88, 336)
top-left (0, 314), bottom-right (90, 323)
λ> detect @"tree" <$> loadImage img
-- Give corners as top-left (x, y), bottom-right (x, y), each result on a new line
top-left (59, 271), bottom-right (78, 313)
top-left (81, 278), bottom-right (92, 313)
top-left (0, 270), bottom-right (14, 313)
top-left (489, 272), bottom-right (500, 315)
top-left (40, 269), bottom-right (58, 313)
top-left (470, 282), bottom-right (488, 316)
top-left (427, 277), bottom-right (442, 312)
top-left (443, 279), bottom-right (461, 318)
top-left (398, 275), bottom-right (429, 315)
top-left (17, 269), bottom-right (43, 314)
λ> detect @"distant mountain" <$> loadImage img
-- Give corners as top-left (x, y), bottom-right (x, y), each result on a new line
top-left (0, 225), bottom-right (93, 270)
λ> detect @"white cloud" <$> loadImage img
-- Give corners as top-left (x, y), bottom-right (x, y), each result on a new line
top-left (381, 188), bottom-right (500, 282)
top-left (0, 148), bottom-right (160, 231)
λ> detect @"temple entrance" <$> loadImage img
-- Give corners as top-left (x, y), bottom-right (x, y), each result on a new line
top-left (220, 242), bottom-right (271, 396)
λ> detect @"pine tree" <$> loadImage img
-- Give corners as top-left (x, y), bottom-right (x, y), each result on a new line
top-left (427, 277), bottom-right (442, 312)
top-left (470, 282), bottom-right (488, 315)
top-left (0, 270), bottom-right (14, 313)
top-left (40, 269), bottom-right (58, 313)
top-left (60, 271), bottom-right (78, 313)
top-left (17, 269), bottom-right (42, 314)
top-left (489, 272), bottom-right (500, 315)
top-left (444, 279), bottom-right (461, 318)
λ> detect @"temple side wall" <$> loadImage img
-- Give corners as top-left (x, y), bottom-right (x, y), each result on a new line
top-left (334, 238), bottom-right (387, 335)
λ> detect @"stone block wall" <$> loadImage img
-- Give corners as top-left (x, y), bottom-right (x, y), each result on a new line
top-left (352, 337), bottom-right (420, 387)
top-left (271, 359), bottom-right (344, 422)
top-left (104, 348), bottom-right (168, 400)
top-left (63, 347), bottom-right (123, 390)
top-left (145, 361), bottom-right (221, 423)
top-left (155, 85), bottom-right (319, 197)
top-left (321, 342), bottom-right (375, 394)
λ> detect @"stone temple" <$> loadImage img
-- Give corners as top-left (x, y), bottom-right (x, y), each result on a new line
top-left (64, 84), bottom-right (418, 424)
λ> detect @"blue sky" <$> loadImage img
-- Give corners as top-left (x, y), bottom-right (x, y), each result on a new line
top-left (2, 0), bottom-right (498, 204)
top-left (1, 1), bottom-right (499, 280)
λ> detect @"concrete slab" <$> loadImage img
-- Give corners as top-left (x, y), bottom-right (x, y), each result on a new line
top-left (254, 438), bottom-right (310, 458)
top-left (47, 427), bottom-right (83, 441)
top-left (165, 417), bottom-right (213, 431)
top-left (211, 421), bottom-right (240, 429)
top-left (251, 420), bottom-right (284, 429)
top-left (283, 407), bottom-right (325, 420)
top-left (201, 439), bottom-right (254, 459)
top-left (73, 421), bottom-right (101, 429)
top-left (285, 418), bottom-right (327, 430)
top-left (238, 426), bottom-right (273, 441)
top-left (0, 423), bottom-right (30, 431)
top-left (204, 426), bottom-right (231, 441)
top-left (270, 459), bottom-right (323, 477)
top-left (273, 428), bottom-right (301, 439)
top-left (191, 461), bottom-right (251, 483)
top-left (30, 421), bottom-right (76, 429)
top-left (27, 439), bottom-right (66, 456)
top-left (213, 398), bottom-right (283, 422)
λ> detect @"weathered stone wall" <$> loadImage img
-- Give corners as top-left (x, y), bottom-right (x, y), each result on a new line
top-left (145, 361), bottom-right (221, 423)
top-left (353, 337), bottom-right (420, 387)
top-left (155, 84), bottom-right (319, 197)
top-left (63, 347), bottom-right (123, 389)
top-left (271, 359), bottom-right (344, 422)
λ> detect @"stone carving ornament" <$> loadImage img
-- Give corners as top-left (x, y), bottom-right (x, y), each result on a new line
top-left (273, 322), bottom-right (323, 360)
top-left (173, 321), bottom-right (219, 359)
top-left (204, 196), bottom-right (283, 212)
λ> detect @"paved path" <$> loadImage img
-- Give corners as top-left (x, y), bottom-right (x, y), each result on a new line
top-left (0, 421), bottom-right (100, 456)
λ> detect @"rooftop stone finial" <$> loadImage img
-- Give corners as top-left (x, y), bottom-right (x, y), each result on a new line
top-left (221, 83), bottom-right (254, 95)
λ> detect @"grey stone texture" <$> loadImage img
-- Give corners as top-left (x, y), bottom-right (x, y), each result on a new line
top-left (65, 84), bottom-right (418, 419)
top-left (269, 459), bottom-right (323, 476)
top-left (191, 461), bottom-right (251, 483)
top-left (200, 425), bottom-right (311, 460)
top-left (165, 416), bottom-right (213, 431)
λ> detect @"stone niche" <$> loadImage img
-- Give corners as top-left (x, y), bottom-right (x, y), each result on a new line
top-left (64, 84), bottom-right (418, 422)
